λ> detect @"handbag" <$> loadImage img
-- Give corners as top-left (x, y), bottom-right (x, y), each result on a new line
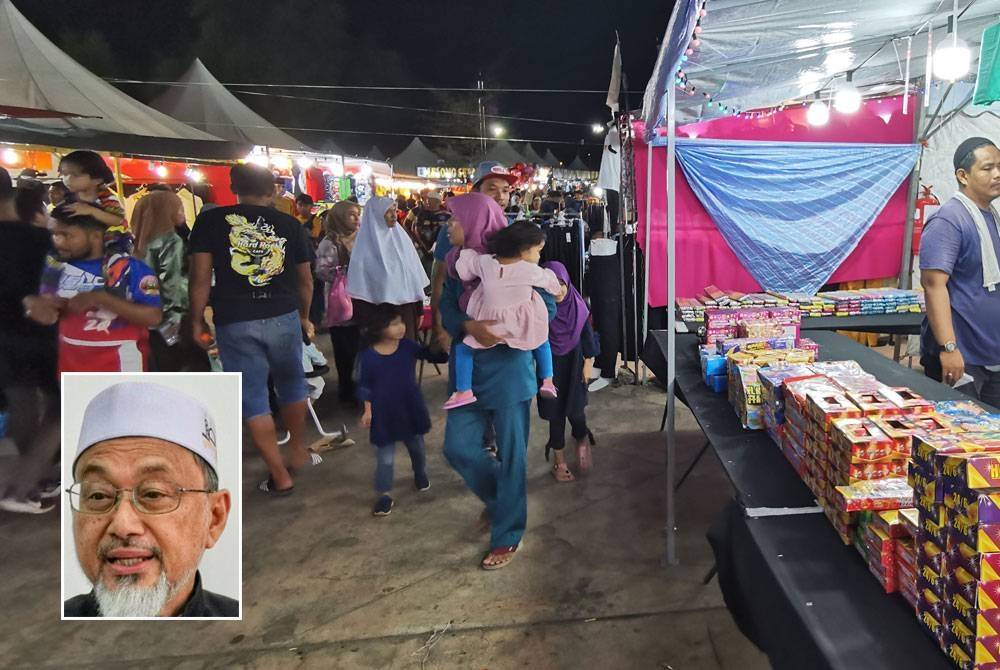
top-left (324, 266), bottom-right (354, 327)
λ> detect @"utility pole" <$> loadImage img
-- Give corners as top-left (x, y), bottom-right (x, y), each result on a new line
top-left (477, 72), bottom-right (487, 158)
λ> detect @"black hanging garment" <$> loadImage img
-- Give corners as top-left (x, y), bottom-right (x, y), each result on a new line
top-left (587, 247), bottom-right (622, 380)
top-left (540, 222), bottom-right (585, 293)
top-left (618, 233), bottom-right (646, 363)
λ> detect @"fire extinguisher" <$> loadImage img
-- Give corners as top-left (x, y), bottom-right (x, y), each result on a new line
top-left (913, 184), bottom-right (940, 256)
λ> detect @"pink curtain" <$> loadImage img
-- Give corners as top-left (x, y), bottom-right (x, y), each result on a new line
top-left (635, 96), bottom-right (916, 307)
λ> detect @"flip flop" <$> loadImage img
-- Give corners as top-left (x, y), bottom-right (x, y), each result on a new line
top-left (481, 541), bottom-right (523, 570)
top-left (258, 478), bottom-right (294, 496)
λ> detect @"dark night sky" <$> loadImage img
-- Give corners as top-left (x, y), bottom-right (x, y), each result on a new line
top-left (14, 0), bottom-right (673, 166)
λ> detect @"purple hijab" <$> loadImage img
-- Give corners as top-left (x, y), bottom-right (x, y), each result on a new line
top-left (444, 192), bottom-right (508, 311)
top-left (544, 261), bottom-right (589, 356)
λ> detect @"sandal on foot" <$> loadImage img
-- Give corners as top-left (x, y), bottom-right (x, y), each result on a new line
top-left (551, 463), bottom-right (576, 482)
top-left (258, 478), bottom-right (294, 496)
top-left (443, 390), bottom-right (477, 410)
top-left (481, 541), bottom-right (523, 570)
top-left (576, 439), bottom-right (593, 474)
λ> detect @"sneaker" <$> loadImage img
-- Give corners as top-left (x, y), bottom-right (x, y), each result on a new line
top-left (372, 495), bottom-right (394, 516)
top-left (415, 473), bottom-right (430, 491)
top-left (0, 495), bottom-right (55, 514)
top-left (37, 479), bottom-right (62, 499)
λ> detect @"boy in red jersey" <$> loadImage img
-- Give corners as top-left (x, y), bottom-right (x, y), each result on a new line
top-left (23, 207), bottom-right (162, 373)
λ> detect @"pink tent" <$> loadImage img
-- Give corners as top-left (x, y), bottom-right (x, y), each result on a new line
top-left (635, 95), bottom-right (916, 307)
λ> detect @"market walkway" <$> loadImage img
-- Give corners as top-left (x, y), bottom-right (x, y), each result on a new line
top-left (1, 344), bottom-right (768, 669)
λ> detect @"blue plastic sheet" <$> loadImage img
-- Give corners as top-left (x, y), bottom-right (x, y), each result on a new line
top-left (675, 140), bottom-right (920, 294)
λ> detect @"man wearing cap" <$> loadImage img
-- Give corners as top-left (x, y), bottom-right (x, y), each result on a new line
top-left (64, 382), bottom-right (235, 617)
top-left (920, 137), bottom-right (1000, 407)
top-left (430, 161), bottom-right (518, 349)
top-left (404, 189), bottom-right (450, 277)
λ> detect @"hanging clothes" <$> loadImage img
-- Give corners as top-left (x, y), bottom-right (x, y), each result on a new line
top-left (539, 219), bottom-right (585, 293)
top-left (176, 186), bottom-right (204, 229)
top-left (587, 242), bottom-right (622, 381)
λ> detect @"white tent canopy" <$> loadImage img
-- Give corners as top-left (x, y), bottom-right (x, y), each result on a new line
top-left (647, 0), bottom-right (1000, 125)
top-left (484, 140), bottom-right (526, 167)
top-left (522, 143), bottom-right (545, 165)
top-left (390, 137), bottom-right (442, 175)
top-left (0, 0), bottom-right (245, 158)
top-left (542, 149), bottom-right (561, 167)
top-left (150, 58), bottom-right (312, 151)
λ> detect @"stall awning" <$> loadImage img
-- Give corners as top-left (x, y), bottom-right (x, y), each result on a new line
top-left (644, 0), bottom-right (1000, 127)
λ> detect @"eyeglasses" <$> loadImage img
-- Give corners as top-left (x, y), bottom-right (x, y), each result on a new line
top-left (66, 481), bottom-right (213, 515)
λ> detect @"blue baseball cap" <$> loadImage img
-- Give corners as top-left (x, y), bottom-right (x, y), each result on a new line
top-left (472, 161), bottom-right (518, 189)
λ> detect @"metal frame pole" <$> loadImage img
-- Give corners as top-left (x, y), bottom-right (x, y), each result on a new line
top-left (898, 89), bottom-right (927, 291)
top-left (665, 82), bottom-right (678, 566)
top-left (642, 133), bottom-right (653, 384)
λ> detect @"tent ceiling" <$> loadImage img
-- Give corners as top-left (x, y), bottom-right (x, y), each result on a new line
top-left (483, 140), bottom-right (527, 167)
top-left (652, 0), bottom-right (1000, 124)
top-left (0, 1), bottom-right (225, 142)
top-left (150, 58), bottom-right (313, 152)
top-left (390, 137), bottom-right (442, 175)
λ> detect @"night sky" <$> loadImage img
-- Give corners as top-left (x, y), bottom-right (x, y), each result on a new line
top-left (14, 0), bottom-right (673, 166)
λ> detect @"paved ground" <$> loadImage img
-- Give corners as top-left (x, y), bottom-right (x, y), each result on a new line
top-left (1, 342), bottom-right (770, 670)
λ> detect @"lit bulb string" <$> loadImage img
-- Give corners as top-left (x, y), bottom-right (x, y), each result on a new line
top-left (672, 1), bottom-right (982, 120)
top-left (169, 119), bottom-right (602, 147)
top-left (230, 89), bottom-right (595, 128)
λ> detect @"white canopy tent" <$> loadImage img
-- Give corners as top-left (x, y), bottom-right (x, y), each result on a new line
top-left (522, 143), bottom-right (545, 165)
top-left (390, 137), bottom-right (442, 176)
top-left (0, 0), bottom-right (245, 160)
top-left (483, 140), bottom-right (527, 167)
top-left (150, 58), bottom-right (313, 152)
top-left (641, 0), bottom-right (1000, 565)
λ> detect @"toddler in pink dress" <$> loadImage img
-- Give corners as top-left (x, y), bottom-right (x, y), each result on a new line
top-left (444, 222), bottom-right (563, 410)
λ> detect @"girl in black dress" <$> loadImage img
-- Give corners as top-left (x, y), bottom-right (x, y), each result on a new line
top-left (537, 261), bottom-right (598, 482)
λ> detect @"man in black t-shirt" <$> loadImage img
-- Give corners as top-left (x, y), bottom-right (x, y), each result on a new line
top-left (404, 189), bottom-right (450, 276)
top-left (0, 168), bottom-right (60, 514)
top-left (189, 164), bottom-right (316, 496)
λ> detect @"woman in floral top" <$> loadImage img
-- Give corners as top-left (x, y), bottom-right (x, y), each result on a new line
top-left (316, 200), bottom-right (363, 406)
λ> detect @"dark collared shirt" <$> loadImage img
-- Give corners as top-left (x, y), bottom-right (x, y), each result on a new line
top-left (63, 572), bottom-right (238, 618)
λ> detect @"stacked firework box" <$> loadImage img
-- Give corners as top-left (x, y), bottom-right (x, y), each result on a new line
top-left (909, 412), bottom-right (1000, 668)
top-left (854, 510), bottom-right (914, 595)
top-left (678, 287), bottom-right (924, 322)
top-left (701, 305), bottom-right (802, 346)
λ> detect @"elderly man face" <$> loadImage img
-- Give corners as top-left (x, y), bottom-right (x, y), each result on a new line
top-left (72, 437), bottom-right (230, 616)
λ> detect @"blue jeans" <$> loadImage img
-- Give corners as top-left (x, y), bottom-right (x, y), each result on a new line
top-left (443, 401), bottom-right (530, 548)
top-left (454, 340), bottom-right (554, 393)
top-left (215, 311), bottom-right (307, 419)
top-left (374, 435), bottom-right (427, 493)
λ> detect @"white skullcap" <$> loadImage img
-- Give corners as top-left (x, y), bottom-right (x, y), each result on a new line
top-left (75, 382), bottom-right (218, 475)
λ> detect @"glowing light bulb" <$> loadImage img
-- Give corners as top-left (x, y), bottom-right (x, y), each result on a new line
top-left (807, 99), bottom-right (830, 126)
top-left (1, 148), bottom-right (18, 165)
top-left (833, 72), bottom-right (861, 114)
top-left (155, 164), bottom-right (169, 178)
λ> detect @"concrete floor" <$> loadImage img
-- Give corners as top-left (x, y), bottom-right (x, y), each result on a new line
top-left (0, 343), bottom-right (770, 670)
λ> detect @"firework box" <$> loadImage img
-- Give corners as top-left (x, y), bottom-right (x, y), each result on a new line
top-left (918, 533), bottom-right (947, 574)
top-left (864, 523), bottom-right (896, 566)
top-left (808, 391), bottom-right (863, 429)
top-left (942, 452), bottom-right (1000, 490)
top-left (834, 478), bottom-right (913, 512)
top-left (950, 523), bottom-right (1000, 555)
top-left (717, 335), bottom-right (796, 356)
top-left (912, 434), bottom-right (999, 477)
top-left (879, 386), bottom-right (937, 415)
top-left (831, 418), bottom-right (907, 462)
top-left (919, 583), bottom-right (948, 646)
top-left (900, 507), bottom-right (921, 538)
top-left (870, 509), bottom-right (909, 539)
top-left (944, 618), bottom-right (1000, 668)
top-left (845, 389), bottom-right (902, 417)
top-left (945, 484), bottom-right (1000, 525)
top-left (920, 561), bottom-right (948, 601)
top-left (921, 509), bottom-right (949, 546)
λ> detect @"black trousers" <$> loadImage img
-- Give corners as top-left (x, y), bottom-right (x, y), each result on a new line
top-left (547, 412), bottom-right (589, 453)
top-left (329, 325), bottom-right (361, 402)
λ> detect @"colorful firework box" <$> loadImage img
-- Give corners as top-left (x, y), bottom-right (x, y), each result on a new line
top-left (835, 478), bottom-right (914, 512)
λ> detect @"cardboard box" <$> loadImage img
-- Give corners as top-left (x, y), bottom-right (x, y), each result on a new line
top-left (947, 484), bottom-right (1000, 524)
top-left (808, 391), bottom-right (864, 429)
top-left (880, 386), bottom-right (937, 415)
top-left (846, 390), bottom-right (901, 417)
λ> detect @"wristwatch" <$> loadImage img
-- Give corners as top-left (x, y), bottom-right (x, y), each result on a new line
top-left (942, 341), bottom-right (958, 353)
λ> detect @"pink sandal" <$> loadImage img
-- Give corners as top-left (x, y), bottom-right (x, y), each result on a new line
top-left (551, 463), bottom-right (576, 482)
top-left (443, 390), bottom-right (477, 410)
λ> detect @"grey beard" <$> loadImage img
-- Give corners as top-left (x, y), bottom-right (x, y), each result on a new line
top-left (93, 569), bottom-right (192, 617)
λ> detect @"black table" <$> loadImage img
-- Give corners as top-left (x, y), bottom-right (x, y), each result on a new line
top-left (709, 500), bottom-right (952, 670)
top-left (680, 312), bottom-right (924, 336)
top-left (641, 328), bottom-right (996, 670)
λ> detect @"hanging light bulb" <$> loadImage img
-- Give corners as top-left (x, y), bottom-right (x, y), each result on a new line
top-left (933, 15), bottom-right (971, 81)
top-left (833, 71), bottom-right (862, 114)
top-left (807, 94), bottom-right (830, 126)
top-left (154, 163), bottom-right (169, 178)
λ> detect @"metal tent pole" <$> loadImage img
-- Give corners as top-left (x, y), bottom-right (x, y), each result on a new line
top-left (665, 82), bottom-right (678, 566)
top-left (898, 89), bottom-right (927, 291)
top-left (642, 133), bottom-right (653, 384)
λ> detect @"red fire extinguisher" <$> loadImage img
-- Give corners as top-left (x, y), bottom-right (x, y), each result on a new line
top-left (913, 184), bottom-right (940, 256)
